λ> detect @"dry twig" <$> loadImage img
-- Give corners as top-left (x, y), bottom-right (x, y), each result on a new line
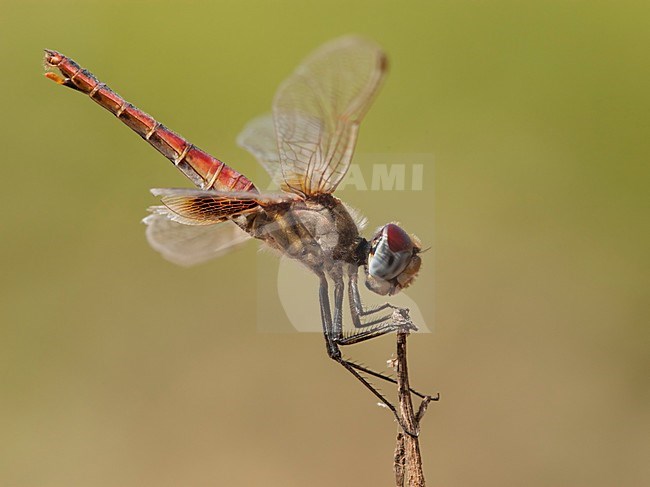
top-left (391, 309), bottom-right (437, 487)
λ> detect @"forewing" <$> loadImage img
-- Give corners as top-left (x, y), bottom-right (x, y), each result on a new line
top-left (236, 114), bottom-right (283, 188)
top-left (143, 215), bottom-right (251, 266)
top-left (273, 35), bottom-right (387, 195)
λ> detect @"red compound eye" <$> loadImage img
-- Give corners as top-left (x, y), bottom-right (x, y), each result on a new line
top-left (385, 224), bottom-right (412, 252)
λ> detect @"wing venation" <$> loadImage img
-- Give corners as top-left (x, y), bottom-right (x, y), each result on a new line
top-left (272, 35), bottom-right (387, 196)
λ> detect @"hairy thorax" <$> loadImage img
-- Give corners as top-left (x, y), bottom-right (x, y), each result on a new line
top-left (243, 194), bottom-right (362, 273)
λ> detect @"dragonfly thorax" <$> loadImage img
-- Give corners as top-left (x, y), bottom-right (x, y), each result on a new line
top-left (245, 194), bottom-right (363, 271)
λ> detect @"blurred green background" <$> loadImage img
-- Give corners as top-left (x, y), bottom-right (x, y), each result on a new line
top-left (2, 1), bottom-right (649, 485)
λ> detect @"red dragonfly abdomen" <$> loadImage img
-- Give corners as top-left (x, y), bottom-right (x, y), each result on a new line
top-left (44, 50), bottom-right (256, 193)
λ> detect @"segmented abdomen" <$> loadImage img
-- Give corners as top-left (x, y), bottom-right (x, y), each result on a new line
top-left (44, 50), bottom-right (256, 193)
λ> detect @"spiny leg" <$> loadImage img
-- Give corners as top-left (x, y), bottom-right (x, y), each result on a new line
top-left (340, 270), bottom-right (432, 399)
top-left (331, 272), bottom-right (345, 342)
top-left (317, 273), bottom-right (339, 359)
top-left (336, 328), bottom-right (432, 400)
top-left (334, 272), bottom-right (402, 344)
top-left (348, 272), bottom-right (397, 328)
top-left (345, 270), bottom-right (414, 340)
top-left (346, 362), bottom-right (439, 401)
top-left (322, 274), bottom-right (432, 419)
top-left (318, 273), bottom-right (416, 432)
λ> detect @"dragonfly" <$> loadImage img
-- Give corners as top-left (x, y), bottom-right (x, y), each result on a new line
top-left (44, 36), bottom-right (433, 427)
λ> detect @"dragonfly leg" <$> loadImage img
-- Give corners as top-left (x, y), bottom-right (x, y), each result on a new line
top-left (318, 273), bottom-right (435, 425)
top-left (337, 321), bottom-right (402, 345)
top-left (346, 361), bottom-right (439, 401)
top-left (317, 273), bottom-right (340, 360)
top-left (348, 272), bottom-right (400, 329)
top-left (338, 269), bottom-right (433, 399)
top-left (336, 323), bottom-right (435, 401)
top-left (318, 273), bottom-right (418, 433)
top-left (332, 273), bottom-right (345, 343)
top-left (337, 273), bottom-right (405, 343)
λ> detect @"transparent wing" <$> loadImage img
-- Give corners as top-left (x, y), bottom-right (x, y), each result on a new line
top-left (143, 214), bottom-right (251, 266)
top-left (273, 35), bottom-right (387, 196)
top-left (236, 114), bottom-right (283, 188)
top-left (150, 188), bottom-right (296, 225)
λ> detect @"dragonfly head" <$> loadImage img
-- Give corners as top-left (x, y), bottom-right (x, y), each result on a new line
top-left (364, 223), bottom-right (422, 296)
